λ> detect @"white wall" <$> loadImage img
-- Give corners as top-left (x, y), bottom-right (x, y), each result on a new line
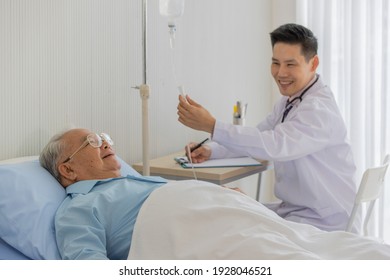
top-left (270, 0), bottom-right (298, 104)
top-left (0, 0), bottom-right (144, 160)
top-left (0, 0), bottom-right (275, 199)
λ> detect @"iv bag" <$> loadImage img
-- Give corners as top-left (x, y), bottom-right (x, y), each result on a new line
top-left (159, 0), bottom-right (185, 25)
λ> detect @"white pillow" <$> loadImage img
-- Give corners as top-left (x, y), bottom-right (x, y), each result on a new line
top-left (0, 156), bottom-right (140, 260)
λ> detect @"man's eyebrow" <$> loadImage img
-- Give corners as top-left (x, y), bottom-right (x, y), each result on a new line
top-left (80, 135), bottom-right (89, 143)
top-left (285, 59), bottom-right (297, 63)
top-left (272, 57), bottom-right (297, 63)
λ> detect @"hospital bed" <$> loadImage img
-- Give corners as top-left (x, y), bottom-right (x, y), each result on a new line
top-left (1, 156), bottom-right (390, 260)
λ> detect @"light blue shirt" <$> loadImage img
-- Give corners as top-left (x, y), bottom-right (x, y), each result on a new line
top-left (55, 175), bottom-right (168, 260)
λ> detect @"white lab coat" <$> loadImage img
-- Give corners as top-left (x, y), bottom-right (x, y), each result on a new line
top-left (210, 75), bottom-right (357, 232)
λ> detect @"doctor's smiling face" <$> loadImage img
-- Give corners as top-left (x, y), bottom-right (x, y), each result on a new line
top-left (271, 42), bottom-right (319, 97)
top-left (57, 128), bottom-right (121, 187)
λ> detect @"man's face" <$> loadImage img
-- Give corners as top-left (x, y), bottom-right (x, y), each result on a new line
top-left (60, 129), bottom-right (121, 182)
top-left (271, 42), bottom-right (318, 97)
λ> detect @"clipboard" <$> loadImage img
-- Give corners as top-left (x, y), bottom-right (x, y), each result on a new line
top-left (174, 156), bottom-right (262, 169)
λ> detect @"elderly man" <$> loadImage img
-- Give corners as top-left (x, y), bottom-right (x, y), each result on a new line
top-left (40, 128), bottom-right (168, 259)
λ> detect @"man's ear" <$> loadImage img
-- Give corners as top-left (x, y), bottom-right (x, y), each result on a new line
top-left (311, 55), bottom-right (319, 71)
top-left (58, 163), bottom-right (77, 185)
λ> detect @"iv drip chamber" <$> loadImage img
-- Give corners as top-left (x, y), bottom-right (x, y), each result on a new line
top-left (159, 0), bottom-right (185, 48)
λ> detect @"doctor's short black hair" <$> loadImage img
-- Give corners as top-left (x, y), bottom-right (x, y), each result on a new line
top-left (270, 23), bottom-right (318, 62)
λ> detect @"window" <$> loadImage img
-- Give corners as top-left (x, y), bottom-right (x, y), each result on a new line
top-left (297, 0), bottom-right (390, 241)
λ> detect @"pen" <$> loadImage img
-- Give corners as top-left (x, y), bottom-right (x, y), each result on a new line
top-left (190, 138), bottom-right (209, 152)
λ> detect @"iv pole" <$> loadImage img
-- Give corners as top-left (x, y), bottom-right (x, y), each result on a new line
top-left (133, 0), bottom-right (150, 176)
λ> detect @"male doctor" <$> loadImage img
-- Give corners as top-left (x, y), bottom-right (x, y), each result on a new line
top-left (177, 23), bottom-right (357, 232)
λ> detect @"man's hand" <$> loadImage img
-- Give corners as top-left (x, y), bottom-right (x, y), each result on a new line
top-left (177, 95), bottom-right (216, 133)
top-left (185, 143), bottom-right (211, 163)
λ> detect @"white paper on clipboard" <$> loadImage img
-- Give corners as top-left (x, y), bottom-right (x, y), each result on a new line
top-left (174, 156), bottom-right (262, 168)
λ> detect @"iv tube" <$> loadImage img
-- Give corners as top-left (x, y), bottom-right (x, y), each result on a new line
top-left (160, 0), bottom-right (186, 95)
top-left (170, 44), bottom-right (185, 96)
top-left (159, 0), bottom-right (185, 49)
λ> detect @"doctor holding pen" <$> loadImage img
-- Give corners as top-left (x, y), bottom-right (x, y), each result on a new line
top-left (177, 23), bottom-right (357, 232)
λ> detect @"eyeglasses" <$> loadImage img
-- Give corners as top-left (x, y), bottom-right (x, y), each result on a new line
top-left (62, 133), bottom-right (114, 164)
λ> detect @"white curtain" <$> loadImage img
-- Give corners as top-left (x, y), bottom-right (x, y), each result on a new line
top-left (296, 0), bottom-right (390, 242)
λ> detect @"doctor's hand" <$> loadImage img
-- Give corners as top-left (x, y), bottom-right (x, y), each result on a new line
top-left (177, 95), bottom-right (216, 133)
top-left (185, 143), bottom-right (211, 163)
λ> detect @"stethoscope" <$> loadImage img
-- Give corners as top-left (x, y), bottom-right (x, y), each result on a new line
top-left (281, 75), bottom-right (319, 123)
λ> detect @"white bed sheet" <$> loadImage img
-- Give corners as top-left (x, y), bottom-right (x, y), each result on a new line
top-left (128, 180), bottom-right (390, 260)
